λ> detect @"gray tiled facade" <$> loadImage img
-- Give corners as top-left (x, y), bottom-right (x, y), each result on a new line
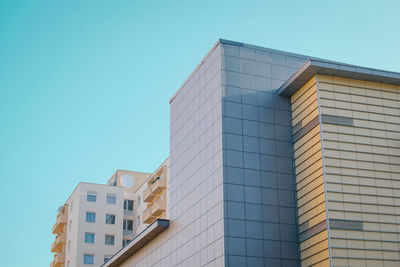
top-left (116, 40), bottom-right (309, 266)
top-left (104, 39), bottom-right (400, 267)
top-left (169, 43), bottom-right (224, 266)
top-left (220, 40), bottom-right (308, 266)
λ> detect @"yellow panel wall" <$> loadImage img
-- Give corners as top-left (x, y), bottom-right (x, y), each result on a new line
top-left (318, 75), bottom-right (400, 266)
top-left (291, 76), bottom-right (330, 266)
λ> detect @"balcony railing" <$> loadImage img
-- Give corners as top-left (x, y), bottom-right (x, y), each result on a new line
top-left (143, 185), bottom-right (155, 203)
top-left (51, 232), bottom-right (66, 253)
top-left (151, 196), bottom-right (166, 217)
top-left (123, 230), bottom-right (133, 236)
top-left (52, 206), bottom-right (67, 234)
top-left (143, 205), bottom-right (155, 224)
top-left (52, 250), bottom-right (65, 267)
top-left (143, 175), bottom-right (167, 203)
top-left (152, 175), bottom-right (167, 195)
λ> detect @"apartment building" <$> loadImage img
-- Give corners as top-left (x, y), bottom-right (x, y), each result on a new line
top-left (102, 40), bottom-right (400, 267)
top-left (50, 165), bottom-right (169, 267)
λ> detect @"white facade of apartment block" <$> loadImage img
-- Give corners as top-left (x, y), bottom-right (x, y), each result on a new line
top-left (64, 183), bottom-right (125, 267)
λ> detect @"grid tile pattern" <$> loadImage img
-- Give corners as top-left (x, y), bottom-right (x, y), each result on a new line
top-left (318, 75), bottom-right (400, 266)
top-left (221, 42), bottom-right (308, 266)
top-left (120, 44), bottom-right (224, 267)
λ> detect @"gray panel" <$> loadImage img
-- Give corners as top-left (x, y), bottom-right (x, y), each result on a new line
top-left (227, 219), bottom-right (246, 237)
top-left (263, 240), bottom-right (281, 258)
top-left (321, 114), bottom-right (354, 126)
top-left (245, 203), bottom-right (263, 221)
top-left (227, 201), bottom-right (245, 220)
top-left (263, 222), bottom-right (280, 240)
top-left (244, 152), bottom-right (261, 170)
top-left (299, 220), bottom-right (327, 242)
top-left (243, 136), bottom-right (260, 153)
top-left (229, 256), bottom-right (246, 267)
top-left (329, 219), bottom-right (363, 230)
top-left (281, 242), bottom-right (299, 260)
top-left (243, 120), bottom-right (259, 137)
top-left (245, 186), bottom-right (262, 204)
top-left (246, 221), bottom-right (263, 239)
top-left (247, 257), bottom-right (264, 267)
top-left (244, 169), bottom-right (261, 187)
top-left (262, 205), bottom-right (280, 223)
top-left (293, 115), bottom-right (319, 142)
top-left (228, 237), bottom-right (246, 255)
top-left (246, 238), bottom-right (264, 257)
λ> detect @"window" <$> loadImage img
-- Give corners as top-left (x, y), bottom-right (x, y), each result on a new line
top-left (69, 220), bottom-right (72, 232)
top-left (68, 240), bottom-right (71, 251)
top-left (83, 254), bottom-right (94, 265)
top-left (86, 212), bottom-right (96, 223)
top-left (137, 216), bottom-right (140, 227)
top-left (105, 234), bottom-right (115, 245)
top-left (123, 220), bottom-right (133, 231)
top-left (87, 192), bottom-right (97, 202)
top-left (124, 200), bottom-right (134, 213)
top-left (106, 194), bottom-right (116, 204)
top-left (104, 255), bottom-right (112, 263)
top-left (85, 233), bottom-right (95, 244)
top-left (138, 196), bottom-right (141, 206)
top-left (105, 214), bottom-right (115, 224)
top-left (122, 239), bottom-right (131, 247)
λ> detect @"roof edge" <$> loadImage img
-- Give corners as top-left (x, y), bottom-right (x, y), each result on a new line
top-left (278, 58), bottom-right (400, 97)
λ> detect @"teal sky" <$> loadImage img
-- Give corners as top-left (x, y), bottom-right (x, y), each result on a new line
top-left (0, 1), bottom-right (399, 266)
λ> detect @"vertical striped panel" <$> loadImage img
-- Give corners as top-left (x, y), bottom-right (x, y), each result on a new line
top-left (291, 76), bottom-right (330, 266)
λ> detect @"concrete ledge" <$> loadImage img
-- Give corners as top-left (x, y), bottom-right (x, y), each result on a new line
top-left (278, 59), bottom-right (400, 97)
top-left (102, 219), bottom-right (170, 267)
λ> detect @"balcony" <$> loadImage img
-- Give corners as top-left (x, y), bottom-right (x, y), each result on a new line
top-left (51, 232), bottom-right (66, 253)
top-left (143, 185), bottom-right (155, 203)
top-left (123, 230), bottom-right (133, 236)
top-left (50, 250), bottom-right (65, 267)
top-left (151, 196), bottom-right (166, 217)
top-left (152, 175), bottom-right (166, 195)
top-left (143, 175), bottom-right (167, 203)
top-left (52, 205), bottom-right (67, 234)
top-left (143, 206), bottom-right (155, 224)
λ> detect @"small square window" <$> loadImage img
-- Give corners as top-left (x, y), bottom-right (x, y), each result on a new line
top-left (105, 234), bottom-right (115, 245)
top-left (86, 212), bottom-right (96, 223)
top-left (87, 192), bottom-right (97, 202)
top-left (85, 233), bottom-right (95, 244)
top-left (84, 254), bottom-right (94, 265)
top-left (105, 214), bottom-right (115, 224)
top-left (124, 199), bottom-right (134, 212)
top-left (106, 194), bottom-right (116, 204)
top-left (123, 220), bottom-right (133, 231)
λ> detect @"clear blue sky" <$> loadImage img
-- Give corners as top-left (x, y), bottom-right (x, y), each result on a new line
top-left (0, 0), bottom-right (399, 266)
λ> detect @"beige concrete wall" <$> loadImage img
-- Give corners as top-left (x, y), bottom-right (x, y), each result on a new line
top-left (318, 75), bottom-right (400, 266)
top-left (291, 76), bottom-right (330, 266)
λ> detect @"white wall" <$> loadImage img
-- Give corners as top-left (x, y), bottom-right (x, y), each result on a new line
top-left (65, 183), bottom-right (124, 267)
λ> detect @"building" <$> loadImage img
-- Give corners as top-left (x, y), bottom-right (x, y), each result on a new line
top-left (50, 163), bottom-right (169, 267)
top-left (102, 39), bottom-right (400, 267)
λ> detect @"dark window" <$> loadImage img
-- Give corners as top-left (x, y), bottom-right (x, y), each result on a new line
top-left (105, 214), bottom-right (115, 224)
top-left (124, 200), bottom-right (134, 212)
top-left (123, 220), bottom-right (133, 231)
